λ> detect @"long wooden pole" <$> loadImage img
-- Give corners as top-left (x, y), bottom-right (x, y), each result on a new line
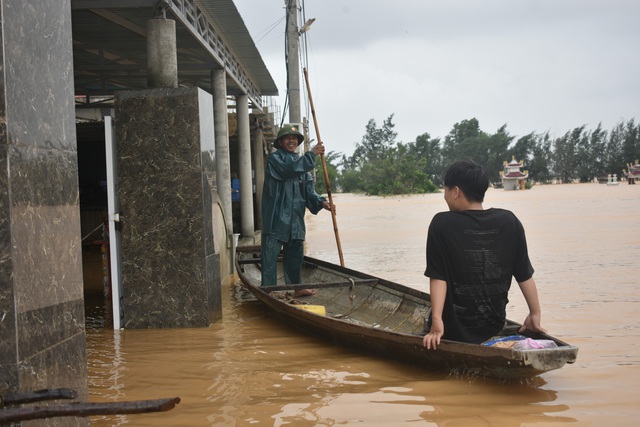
top-left (303, 67), bottom-right (345, 267)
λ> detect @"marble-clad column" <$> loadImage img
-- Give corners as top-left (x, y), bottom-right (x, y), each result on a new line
top-left (0, 0), bottom-right (87, 424)
top-left (115, 87), bottom-right (221, 328)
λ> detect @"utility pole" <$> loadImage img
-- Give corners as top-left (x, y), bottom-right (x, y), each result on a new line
top-left (286, 0), bottom-right (301, 125)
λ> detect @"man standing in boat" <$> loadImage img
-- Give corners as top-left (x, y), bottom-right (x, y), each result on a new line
top-left (423, 160), bottom-right (546, 349)
top-left (261, 124), bottom-right (333, 296)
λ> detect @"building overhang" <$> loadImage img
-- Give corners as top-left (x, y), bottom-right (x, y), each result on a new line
top-left (71, 0), bottom-right (278, 111)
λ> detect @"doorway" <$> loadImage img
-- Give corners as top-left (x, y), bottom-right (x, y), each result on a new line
top-left (77, 121), bottom-right (111, 327)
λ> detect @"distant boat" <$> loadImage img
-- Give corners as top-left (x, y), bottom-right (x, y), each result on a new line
top-left (236, 246), bottom-right (579, 380)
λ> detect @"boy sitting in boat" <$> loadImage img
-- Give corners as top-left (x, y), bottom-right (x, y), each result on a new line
top-left (423, 160), bottom-right (546, 349)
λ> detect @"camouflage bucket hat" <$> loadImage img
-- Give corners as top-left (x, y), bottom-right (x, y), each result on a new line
top-left (274, 124), bottom-right (304, 146)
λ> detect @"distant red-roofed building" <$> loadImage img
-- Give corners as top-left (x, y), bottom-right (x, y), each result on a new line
top-left (500, 157), bottom-right (529, 190)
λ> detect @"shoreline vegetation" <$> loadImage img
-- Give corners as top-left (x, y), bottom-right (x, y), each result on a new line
top-left (315, 115), bottom-right (639, 196)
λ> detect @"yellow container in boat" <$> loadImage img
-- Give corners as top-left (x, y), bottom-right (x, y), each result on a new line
top-left (298, 305), bottom-right (326, 316)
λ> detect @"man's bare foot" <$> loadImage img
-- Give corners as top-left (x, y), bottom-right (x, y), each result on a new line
top-left (294, 288), bottom-right (317, 297)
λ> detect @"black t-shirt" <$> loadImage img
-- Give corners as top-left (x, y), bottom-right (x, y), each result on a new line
top-left (425, 208), bottom-right (534, 344)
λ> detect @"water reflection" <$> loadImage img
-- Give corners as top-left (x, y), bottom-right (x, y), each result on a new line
top-left (86, 282), bottom-right (578, 426)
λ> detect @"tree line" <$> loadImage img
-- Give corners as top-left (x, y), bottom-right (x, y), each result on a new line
top-left (314, 115), bottom-right (640, 195)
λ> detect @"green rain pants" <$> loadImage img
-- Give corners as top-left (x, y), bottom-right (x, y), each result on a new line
top-left (261, 235), bottom-right (304, 286)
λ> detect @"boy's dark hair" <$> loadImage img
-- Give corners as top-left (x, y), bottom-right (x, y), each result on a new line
top-left (443, 160), bottom-right (489, 203)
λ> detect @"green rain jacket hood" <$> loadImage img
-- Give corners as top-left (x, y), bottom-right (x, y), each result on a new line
top-left (261, 148), bottom-right (326, 242)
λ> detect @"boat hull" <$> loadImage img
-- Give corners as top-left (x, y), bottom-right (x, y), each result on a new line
top-left (236, 246), bottom-right (578, 379)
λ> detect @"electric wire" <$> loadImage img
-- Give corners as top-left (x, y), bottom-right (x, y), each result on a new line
top-left (254, 16), bottom-right (285, 44)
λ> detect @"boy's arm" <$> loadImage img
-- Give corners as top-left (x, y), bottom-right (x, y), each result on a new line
top-left (423, 278), bottom-right (447, 349)
top-left (517, 277), bottom-right (547, 334)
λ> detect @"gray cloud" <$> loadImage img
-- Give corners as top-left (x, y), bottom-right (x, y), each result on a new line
top-left (235, 0), bottom-right (640, 155)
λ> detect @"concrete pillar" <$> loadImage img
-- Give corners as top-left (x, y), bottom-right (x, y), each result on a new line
top-left (212, 70), bottom-right (233, 249)
top-left (147, 18), bottom-right (178, 88)
top-left (252, 127), bottom-right (266, 228)
top-left (236, 94), bottom-right (254, 238)
top-left (286, 0), bottom-right (301, 124)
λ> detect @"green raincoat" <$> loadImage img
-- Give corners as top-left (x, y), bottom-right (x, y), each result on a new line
top-left (262, 149), bottom-right (326, 240)
top-left (261, 148), bottom-right (326, 285)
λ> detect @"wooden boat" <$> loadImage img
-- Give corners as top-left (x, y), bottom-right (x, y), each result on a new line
top-left (235, 245), bottom-right (578, 380)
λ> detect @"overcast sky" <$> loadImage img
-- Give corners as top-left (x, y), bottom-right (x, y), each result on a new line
top-left (233, 0), bottom-right (640, 157)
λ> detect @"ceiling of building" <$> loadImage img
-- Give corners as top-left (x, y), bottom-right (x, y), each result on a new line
top-left (71, 0), bottom-right (279, 111)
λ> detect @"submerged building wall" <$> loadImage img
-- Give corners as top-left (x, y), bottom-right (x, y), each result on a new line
top-left (0, 0), bottom-right (88, 424)
top-left (115, 87), bottom-right (221, 328)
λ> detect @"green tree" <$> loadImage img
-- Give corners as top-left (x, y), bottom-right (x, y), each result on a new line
top-left (409, 132), bottom-right (444, 186)
top-left (338, 115), bottom-right (437, 195)
top-left (314, 150), bottom-right (340, 195)
top-left (510, 132), bottom-right (536, 164)
top-left (337, 152), bottom-right (361, 193)
top-left (332, 115), bottom-right (638, 193)
top-left (483, 125), bottom-right (513, 183)
top-left (528, 133), bottom-right (553, 183)
top-left (440, 119), bottom-right (512, 183)
top-left (441, 118), bottom-right (482, 167)
top-left (573, 125), bottom-right (594, 182)
top-left (351, 115), bottom-right (398, 164)
top-left (605, 122), bottom-right (626, 175)
top-left (551, 128), bottom-right (579, 183)
top-left (396, 143), bottom-right (438, 194)
top-left (359, 144), bottom-right (437, 195)
top-left (586, 124), bottom-right (607, 180)
top-left (621, 119), bottom-right (640, 173)
top-left (339, 115), bottom-right (398, 193)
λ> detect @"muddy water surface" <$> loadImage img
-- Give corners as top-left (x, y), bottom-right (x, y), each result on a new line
top-left (87, 183), bottom-right (640, 426)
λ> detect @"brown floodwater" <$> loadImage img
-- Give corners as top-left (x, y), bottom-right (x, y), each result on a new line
top-left (86, 182), bottom-right (640, 426)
